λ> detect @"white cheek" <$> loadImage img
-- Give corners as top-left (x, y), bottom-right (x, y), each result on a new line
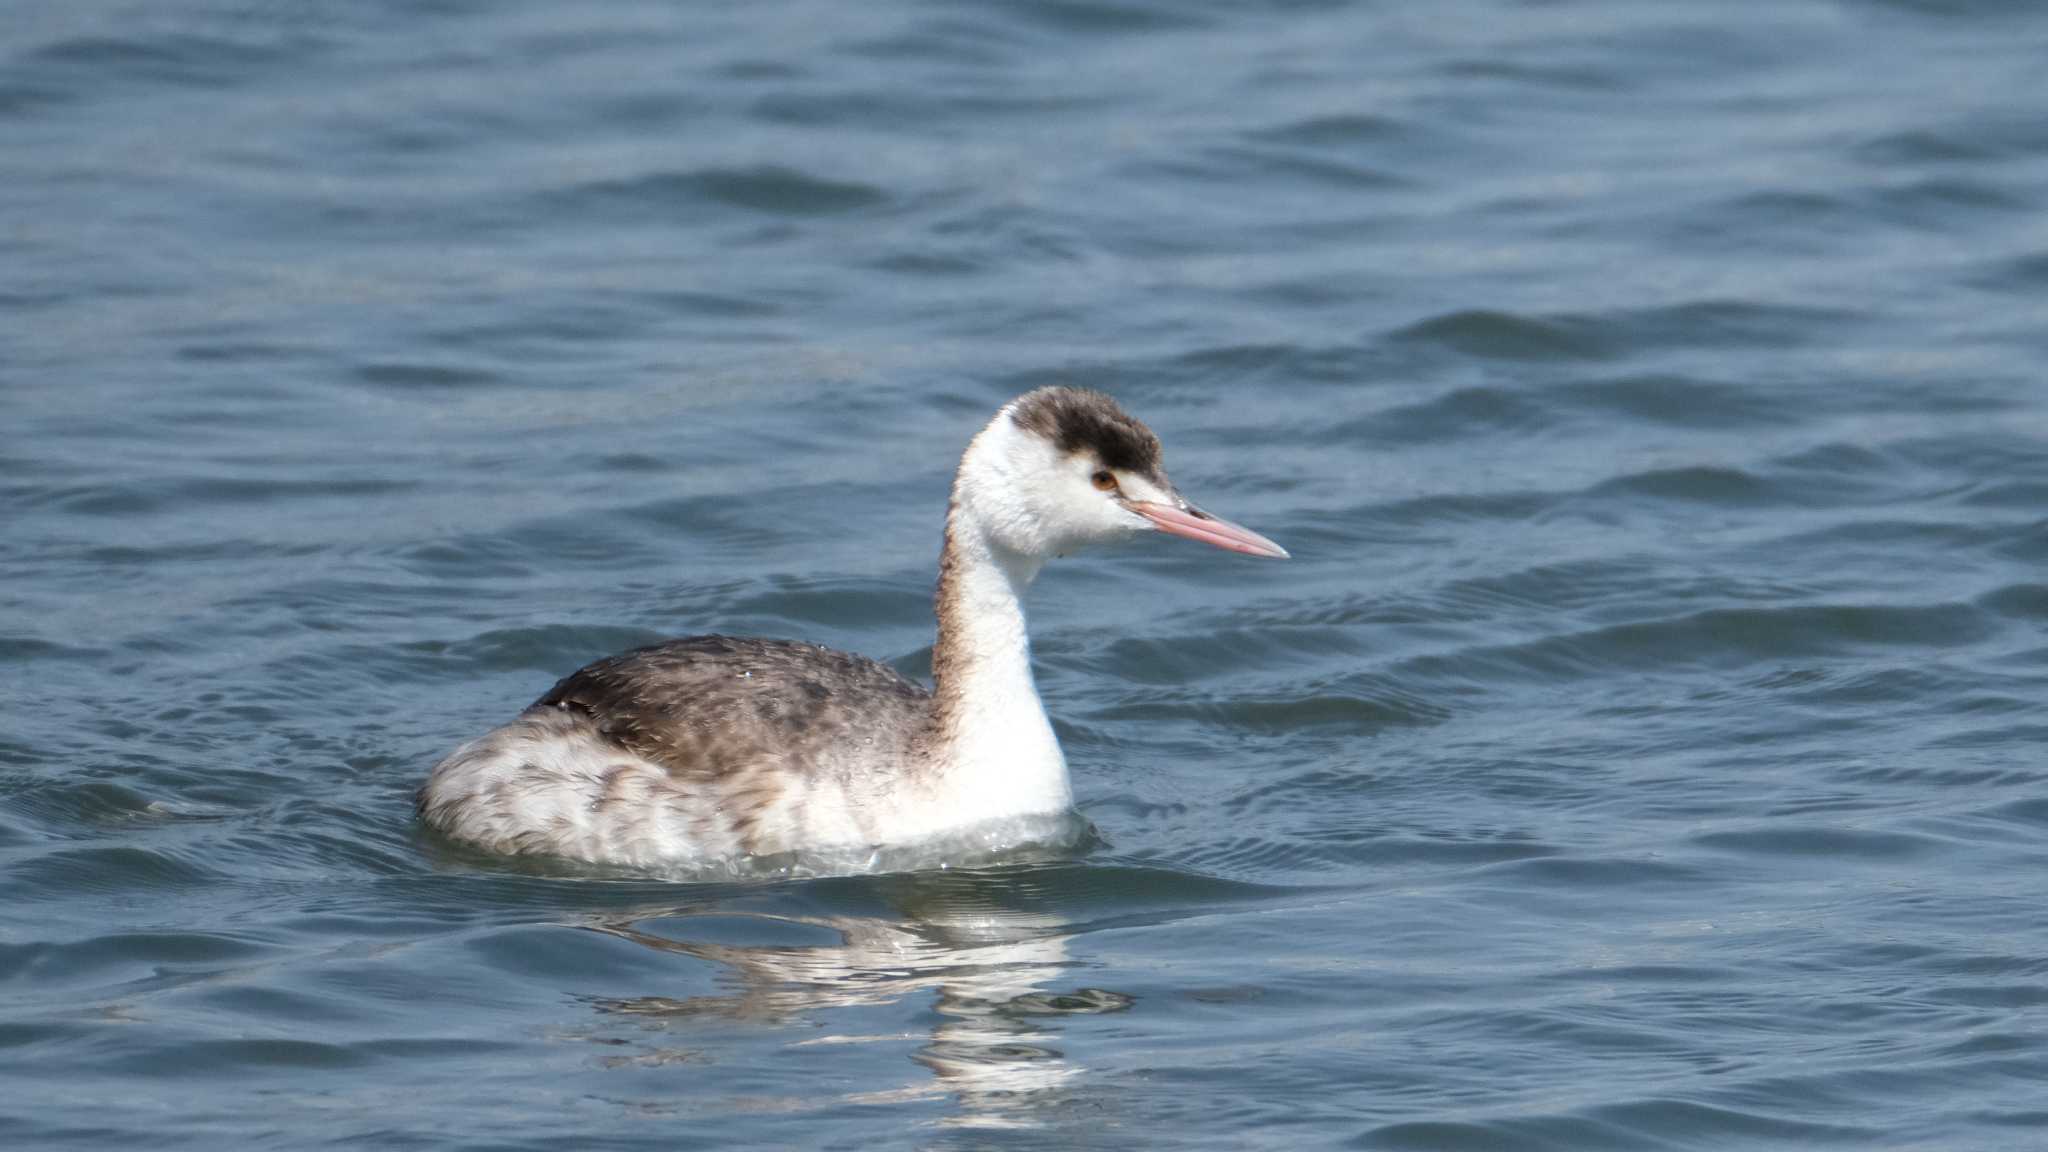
top-left (1097, 490), bottom-right (1147, 535)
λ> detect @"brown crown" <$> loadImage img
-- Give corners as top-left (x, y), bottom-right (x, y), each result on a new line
top-left (1008, 386), bottom-right (1164, 477)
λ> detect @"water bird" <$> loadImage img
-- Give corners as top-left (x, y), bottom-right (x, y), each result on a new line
top-left (418, 388), bottom-right (1288, 868)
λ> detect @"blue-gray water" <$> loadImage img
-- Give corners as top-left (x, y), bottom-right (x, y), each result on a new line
top-left (5, 1), bottom-right (2048, 1147)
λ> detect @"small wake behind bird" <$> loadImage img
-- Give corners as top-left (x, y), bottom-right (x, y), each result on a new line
top-left (417, 387), bottom-right (1287, 874)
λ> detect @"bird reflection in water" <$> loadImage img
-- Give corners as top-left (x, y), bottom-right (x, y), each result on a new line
top-left (578, 870), bottom-right (1132, 1130)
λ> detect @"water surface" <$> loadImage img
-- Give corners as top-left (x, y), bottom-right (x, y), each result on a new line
top-left (5, 1), bottom-right (2048, 1148)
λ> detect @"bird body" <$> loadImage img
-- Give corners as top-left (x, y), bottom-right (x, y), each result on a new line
top-left (417, 388), bottom-right (1285, 869)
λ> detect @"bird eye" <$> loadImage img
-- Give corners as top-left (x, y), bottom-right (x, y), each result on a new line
top-left (1091, 470), bottom-right (1118, 492)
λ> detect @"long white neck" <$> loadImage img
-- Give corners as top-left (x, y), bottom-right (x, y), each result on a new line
top-left (925, 487), bottom-right (1071, 822)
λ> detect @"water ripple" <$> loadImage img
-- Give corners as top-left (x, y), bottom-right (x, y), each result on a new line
top-left (7, 0), bottom-right (2048, 1147)
top-left (551, 165), bottom-right (889, 220)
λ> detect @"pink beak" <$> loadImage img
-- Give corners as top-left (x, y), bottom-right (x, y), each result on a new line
top-left (1129, 498), bottom-right (1290, 559)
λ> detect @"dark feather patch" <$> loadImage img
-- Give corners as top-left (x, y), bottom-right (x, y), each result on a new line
top-left (531, 635), bottom-right (931, 786)
top-left (1009, 387), bottom-right (1163, 476)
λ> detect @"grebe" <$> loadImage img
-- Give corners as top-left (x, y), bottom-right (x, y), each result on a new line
top-left (417, 387), bottom-right (1287, 868)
